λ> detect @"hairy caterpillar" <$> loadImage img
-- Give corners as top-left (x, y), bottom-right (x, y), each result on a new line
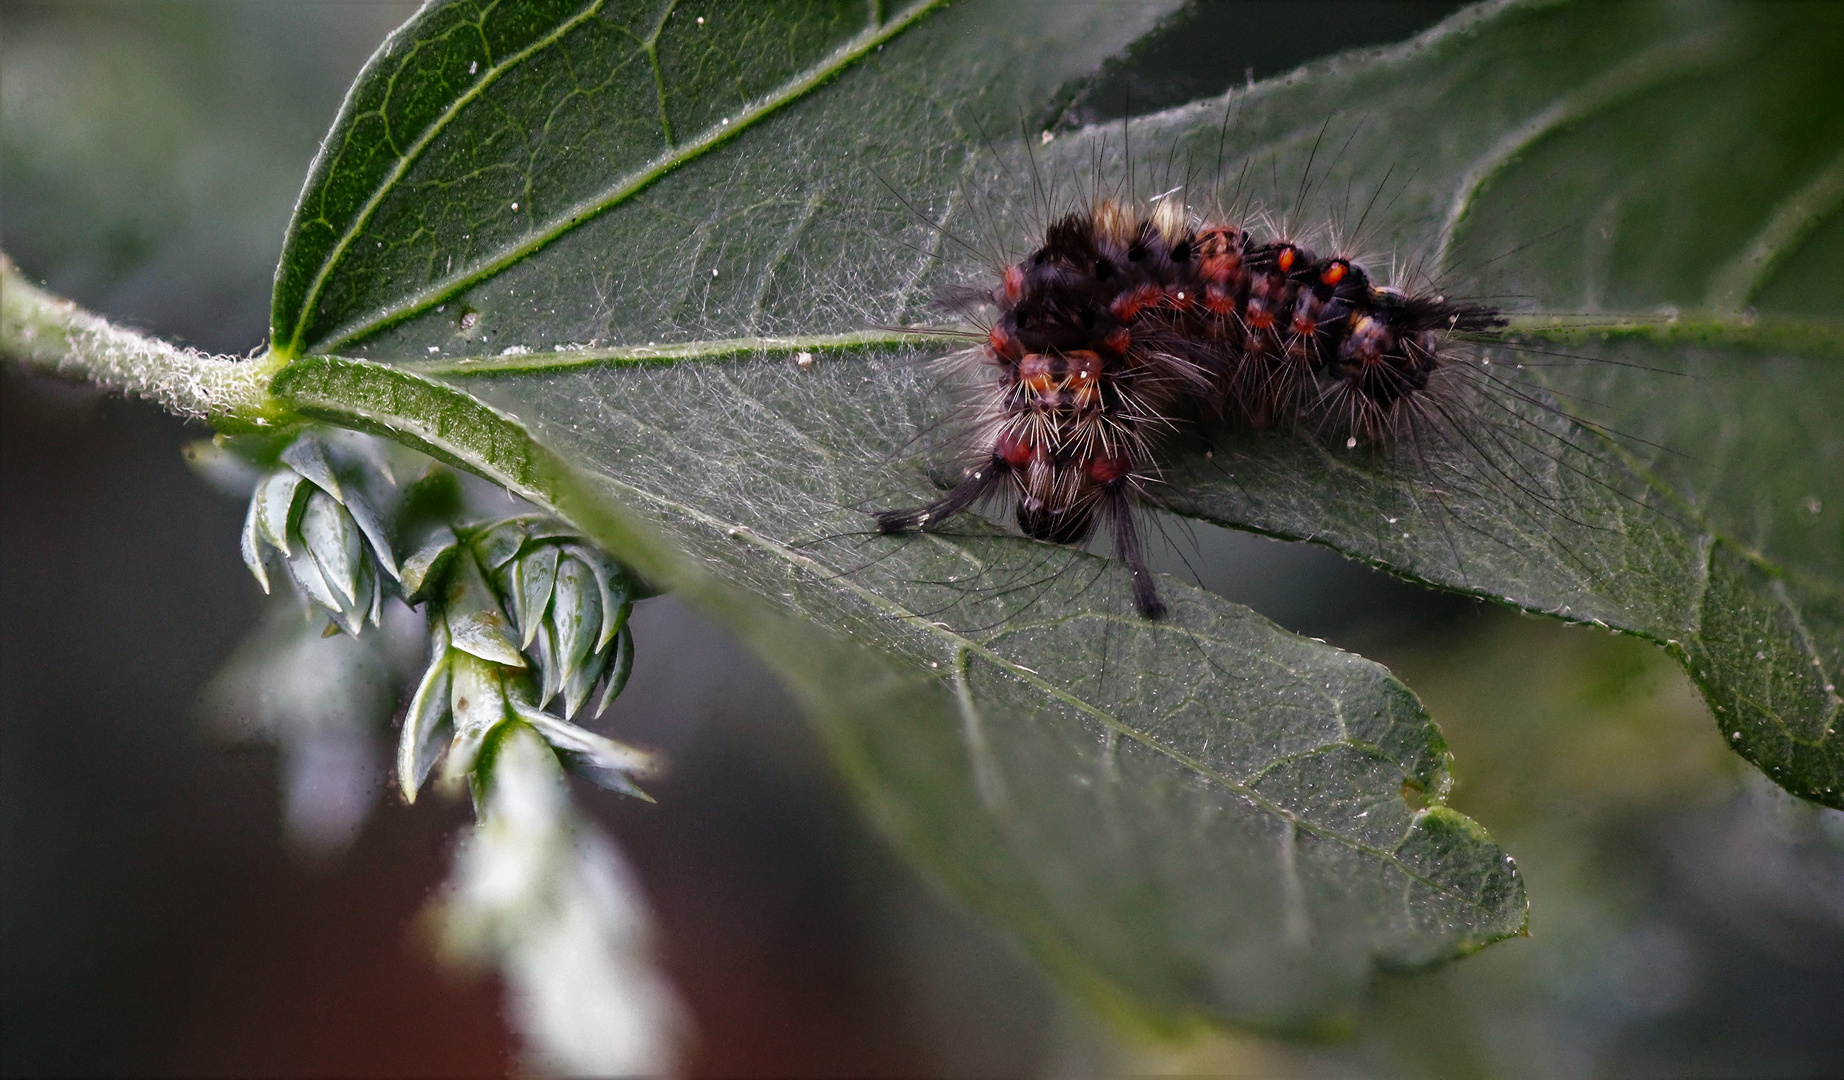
top-left (875, 188), bottom-right (1507, 620)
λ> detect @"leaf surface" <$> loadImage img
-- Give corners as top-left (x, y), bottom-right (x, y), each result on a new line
top-left (266, 0), bottom-right (1543, 1033)
top-left (262, 0), bottom-right (1844, 1032)
top-left (1109, 0), bottom-right (1844, 805)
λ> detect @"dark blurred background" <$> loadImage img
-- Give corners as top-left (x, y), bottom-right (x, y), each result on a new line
top-left (4, 2), bottom-right (1842, 1077)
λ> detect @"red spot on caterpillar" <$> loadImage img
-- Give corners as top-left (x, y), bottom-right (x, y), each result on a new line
top-left (1085, 454), bottom-right (1132, 485)
top-left (1109, 284), bottom-right (1164, 321)
top-left (1002, 264), bottom-right (1026, 303)
top-left (988, 324), bottom-right (1022, 361)
top-left (1102, 326), bottom-right (1133, 355)
top-left (1276, 245), bottom-right (1297, 273)
top-left (995, 428), bottom-right (1034, 469)
top-left (1320, 261), bottom-right (1347, 286)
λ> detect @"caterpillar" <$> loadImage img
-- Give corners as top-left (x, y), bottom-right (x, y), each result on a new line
top-left (874, 193), bottom-right (1506, 620)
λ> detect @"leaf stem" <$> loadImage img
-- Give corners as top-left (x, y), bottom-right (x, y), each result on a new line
top-left (0, 253), bottom-right (294, 431)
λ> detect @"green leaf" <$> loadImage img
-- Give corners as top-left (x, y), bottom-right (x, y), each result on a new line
top-left (596, 623), bottom-right (635, 718)
top-left (400, 644), bottom-right (455, 803)
top-left (509, 542), bottom-right (559, 650)
top-left (511, 700), bottom-right (655, 799)
top-left (444, 545), bottom-right (526, 668)
top-left (275, 345), bottom-right (1522, 1037)
top-left (254, 0), bottom-right (1831, 1033)
top-left (299, 488), bottom-right (362, 605)
top-left (255, 470), bottom-right (303, 556)
top-left (471, 520), bottom-right (527, 572)
top-left (239, 492), bottom-right (270, 593)
top-left (401, 524), bottom-right (458, 602)
top-left (305, 0), bottom-right (1843, 804)
top-left (1115, 0), bottom-right (1844, 806)
top-left (445, 649), bottom-right (511, 782)
top-left (280, 434), bottom-right (343, 502)
top-left (565, 541), bottom-right (630, 651)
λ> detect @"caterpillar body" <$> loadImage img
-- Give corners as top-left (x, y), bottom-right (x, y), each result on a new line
top-left (875, 195), bottom-right (1506, 619)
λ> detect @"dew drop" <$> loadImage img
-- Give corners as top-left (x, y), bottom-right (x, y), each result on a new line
top-left (1345, 436), bottom-right (1358, 449)
top-left (469, 60), bottom-right (478, 75)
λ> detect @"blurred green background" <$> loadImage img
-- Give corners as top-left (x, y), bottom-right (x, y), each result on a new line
top-left (4, 2), bottom-right (1841, 1076)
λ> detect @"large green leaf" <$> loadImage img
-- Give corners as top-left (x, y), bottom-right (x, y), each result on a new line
top-left (258, 0), bottom-right (1841, 1032)
top-left (264, 0), bottom-right (1532, 1035)
top-left (1118, 0), bottom-right (1844, 806)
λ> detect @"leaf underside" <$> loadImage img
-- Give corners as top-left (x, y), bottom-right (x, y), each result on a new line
top-left (265, 0), bottom-right (1842, 1033)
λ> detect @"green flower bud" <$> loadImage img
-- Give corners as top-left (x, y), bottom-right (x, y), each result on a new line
top-left (397, 533), bottom-right (653, 805)
top-left (241, 433), bottom-right (401, 636)
top-left (473, 522), bottom-right (636, 722)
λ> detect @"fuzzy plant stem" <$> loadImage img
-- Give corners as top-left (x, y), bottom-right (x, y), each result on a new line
top-left (0, 252), bottom-right (292, 430)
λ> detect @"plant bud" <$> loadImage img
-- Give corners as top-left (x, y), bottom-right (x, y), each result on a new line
top-left (240, 432), bottom-right (401, 635)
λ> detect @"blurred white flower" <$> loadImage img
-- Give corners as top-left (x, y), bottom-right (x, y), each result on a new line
top-left (435, 725), bottom-right (686, 1076)
top-left (203, 597), bottom-right (397, 857)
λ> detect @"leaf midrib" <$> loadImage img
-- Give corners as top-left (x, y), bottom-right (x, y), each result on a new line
top-left (397, 315), bottom-right (1844, 381)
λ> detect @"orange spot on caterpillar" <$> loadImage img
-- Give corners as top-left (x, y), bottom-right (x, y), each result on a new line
top-left (1017, 353), bottom-right (1055, 397)
top-left (1320, 261), bottom-right (1347, 286)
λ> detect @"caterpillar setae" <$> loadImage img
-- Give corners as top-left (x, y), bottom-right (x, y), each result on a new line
top-left (874, 191), bottom-right (1507, 620)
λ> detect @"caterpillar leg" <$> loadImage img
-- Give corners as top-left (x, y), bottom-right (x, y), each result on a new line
top-left (875, 462), bottom-right (1006, 534)
top-left (1102, 484), bottom-right (1165, 620)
